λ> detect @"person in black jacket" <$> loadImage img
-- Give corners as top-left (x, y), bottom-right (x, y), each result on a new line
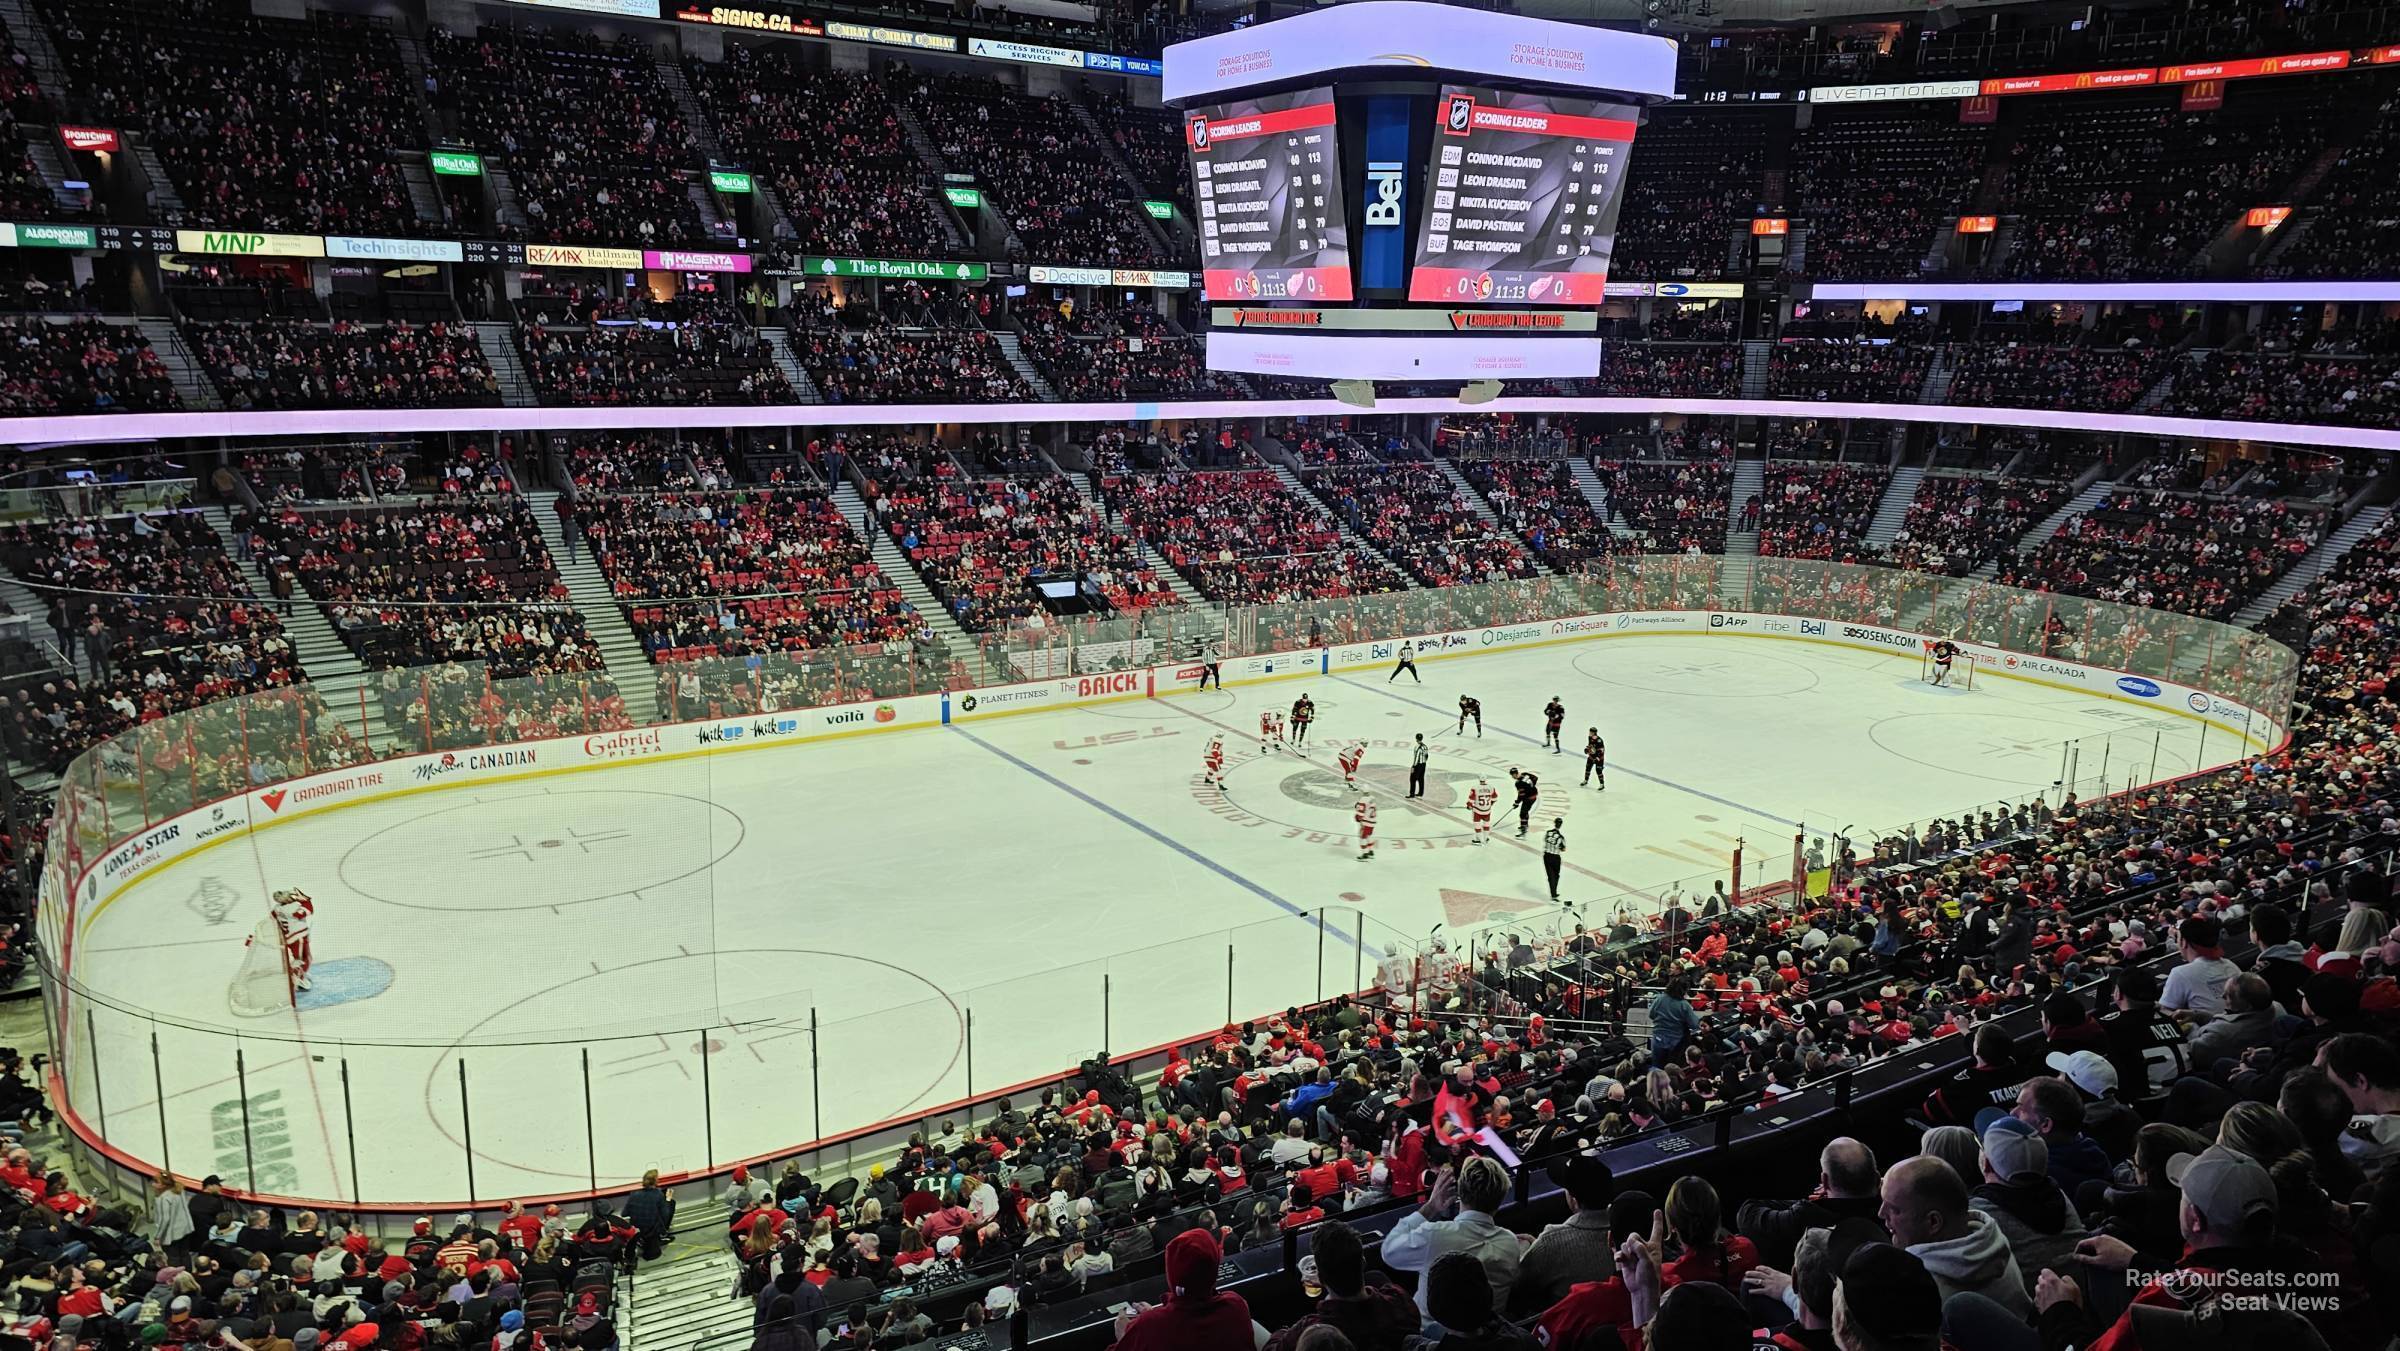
top-left (1923, 1025), bottom-right (2029, 1127)
top-left (1737, 1137), bottom-right (1887, 1270)
top-left (624, 1170), bottom-right (673, 1269)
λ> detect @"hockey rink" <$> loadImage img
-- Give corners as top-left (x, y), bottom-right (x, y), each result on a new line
top-left (62, 633), bottom-right (2257, 1204)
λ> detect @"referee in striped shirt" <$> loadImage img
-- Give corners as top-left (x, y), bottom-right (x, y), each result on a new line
top-left (1541, 819), bottom-right (1565, 901)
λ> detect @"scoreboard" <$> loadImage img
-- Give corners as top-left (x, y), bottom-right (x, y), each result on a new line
top-left (1163, 2), bottom-right (1676, 382)
top-left (1409, 87), bottom-right (1640, 305)
top-left (1187, 90), bottom-right (1353, 302)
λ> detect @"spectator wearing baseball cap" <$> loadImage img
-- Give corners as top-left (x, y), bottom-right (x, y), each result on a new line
top-left (1968, 1119), bottom-right (2084, 1291)
top-left (2045, 1049), bottom-right (2137, 1161)
top-left (1994, 1077), bottom-right (2114, 1199)
top-left (2033, 1146), bottom-right (2283, 1351)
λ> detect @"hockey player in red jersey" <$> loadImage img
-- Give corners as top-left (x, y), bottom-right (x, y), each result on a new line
top-left (1259, 708), bottom-right (1284, 754)
top-left (1466, 779), bottom-right (1498, 843)
top-left (1354, 796), bottom-right (1377, 860)
top-left (270, 888), bottom-right (316, 991)
top-left (1202, 733), bottom-right (1226, 788)
top-left (1337, 740), bottom-right (1365, 787)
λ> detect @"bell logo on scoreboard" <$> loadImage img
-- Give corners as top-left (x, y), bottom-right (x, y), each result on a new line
top-left (1446, 95), bottom-right (1476, 134)
top-left (1364, 161), bottom-right (1405, 226)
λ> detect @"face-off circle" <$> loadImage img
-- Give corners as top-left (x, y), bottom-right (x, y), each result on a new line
top-left (1192, 738), bottom-right (1525, 844)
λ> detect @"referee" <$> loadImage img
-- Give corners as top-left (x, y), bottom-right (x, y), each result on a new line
top-left (1195, 641), bottom-right (1221, 690)
top-left (1408, 733), bottom-right (1429, 797)
top-left (1541, 819), bottom-right (1565, 901)
top-left (1389, 641), bottom-right (1420, 683)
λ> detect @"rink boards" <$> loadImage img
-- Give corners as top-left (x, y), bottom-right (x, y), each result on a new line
top-left (56, 604), bottom-right (2288, 957)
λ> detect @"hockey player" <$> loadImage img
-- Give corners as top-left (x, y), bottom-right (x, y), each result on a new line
top-left (1354, 796), bottom-right (1378, 860)
top-left (1337, 740), bottom-right (1365, 788)
top-left (1202, 733), bottom-right (1226, 788)
top-left (1457, 695), bottom-right (1482, 737)
top-left (1510, 767), bottom-right (1540, 836)
top-left (1259, 707), bottom-right (1284, 754)
top-left (1290, 694), bottom-right (1316, 746)
top-left (270, 887), bottom-right (316, 991)
top-left (1542, 698), bottom-right (1566, 754)
top-left (1466, 778), bottom-right (1498, 843)
top-left (1582, 728), bottom-right (1606, 789)
top-left (1928, 638), bottom-right (1960, 687)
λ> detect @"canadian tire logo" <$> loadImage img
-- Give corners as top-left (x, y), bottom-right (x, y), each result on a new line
top-left (259, 789), bottom-right (288, 813)
top-left (874, 704), bottom-right (897, 723)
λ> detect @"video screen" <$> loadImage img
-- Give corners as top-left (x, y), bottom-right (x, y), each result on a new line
top-left (1185, 88), bottom-right (1355, 302)
top-left (1407, 86), bottom-right (1640, 305)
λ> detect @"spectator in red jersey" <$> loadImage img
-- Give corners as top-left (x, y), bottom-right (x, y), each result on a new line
top-left (1112, 1229), bottom-right (1252, 1351)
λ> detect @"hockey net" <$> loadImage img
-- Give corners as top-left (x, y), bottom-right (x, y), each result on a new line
top-left (1919, 644), bottom-right (1978, 690)
top-left (227, 915), bottom-right (297, 1018)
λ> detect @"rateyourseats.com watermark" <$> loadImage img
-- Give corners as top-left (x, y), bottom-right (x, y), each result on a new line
top-left (2131, 1268), bottom-right (2345, 1312)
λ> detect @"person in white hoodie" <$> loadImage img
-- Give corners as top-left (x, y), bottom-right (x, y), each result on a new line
top-left (1875, 1156), bottom-right (2031, 1317)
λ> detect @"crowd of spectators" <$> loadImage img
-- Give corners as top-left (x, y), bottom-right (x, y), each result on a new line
top-left (1945, 339), bottom-right (2172, 413)
top-left (690, 49), bottom-right (946, 260)
top-left (1088, 90), bottom-right (1192, 217)
top-left (184, 320), bottom-right (499, 411)
top-left (1600, 450), bottom-right (1731, 554)
top-left (1756, 463), bottom-right (1893, 561)
top-left (560, 435), bottom-right (733, 495)
top-left (1462, 459), bottom-right (1614, 569)
top-left (36, 0), bottom-right (418, 235)
top-left (429, 25), bottom-right (703, 247)
top-left (1107, 468), bottom-right (1408, 604)
top-left (1015, 299), bottom-right (1244, 401)
top-left (1303, 463), bottom-right (1544, 587)
top-left (245, 495), bottom-right (604, 678)
top-left (869, 473), bottom-right (1177, 631)
top-left (0, 318), bottom-right (180, 413)
top-left (573, 489), bottom-right (920, 664)
top-left (905, 73), bottom-right (1164, 266)
top-left (1882, 474), bottom-right (2073, 576)
top-left (1999, 490), bottom-right (2328, 620)
top-left (520, 315), bottom-right (793, 407)
top-left (1790, 107), bottom-right (1991, 278)
top-left (0, 510), bottom-right (300, 773)
top-left (1767, 340), bottom-right (1937, 402)
top-left (2160, 351), bottom-right (2400, 430)
top-left (795, 323), bottom-right (1031, 405)
top-left (1609, 107), bottom-right (1770, 279)
top-left (1589, 345), bottom-right (1741, 398)
top-left (2261, 91), bottom-right (2400, 279)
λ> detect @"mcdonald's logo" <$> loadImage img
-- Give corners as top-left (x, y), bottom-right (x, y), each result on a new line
top-left (2073, 72), bottom-right (2093, 88)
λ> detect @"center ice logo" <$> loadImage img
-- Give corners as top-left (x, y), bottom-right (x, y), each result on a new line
top-left (1281, 764), bottom-right (1465, 813)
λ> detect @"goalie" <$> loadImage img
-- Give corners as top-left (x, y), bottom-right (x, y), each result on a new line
top-left (266, 888), bottom-right (316, 992)
top-left (1927, 638), bottom-right (1960, 688)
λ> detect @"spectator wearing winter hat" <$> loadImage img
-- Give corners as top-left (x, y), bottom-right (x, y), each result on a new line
top-left (1113, 1228), bottom-right (1253, 1351)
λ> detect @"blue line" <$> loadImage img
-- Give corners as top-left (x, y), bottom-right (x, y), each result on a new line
top-left (1331, 673), bottom-right (1808, 829)
top-left (945, 723), bottom-right (1384, 959)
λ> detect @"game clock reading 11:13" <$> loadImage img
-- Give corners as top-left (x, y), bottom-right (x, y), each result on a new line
top-left (1185, 88), bottom-right (1355, 303)
top-left (1407, 86), bottom-right (1642, 306)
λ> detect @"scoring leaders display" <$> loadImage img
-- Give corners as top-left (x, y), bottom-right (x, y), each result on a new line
top-left (1187, 89), bottom-right (1355, 302)
top-left (1407, 87), bottom-right (1639, 305)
